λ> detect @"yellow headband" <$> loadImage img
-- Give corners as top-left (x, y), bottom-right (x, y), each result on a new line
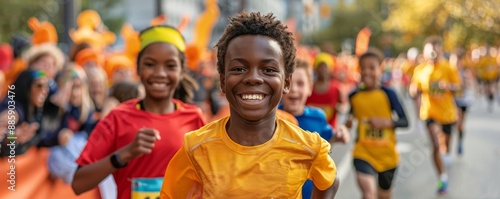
top-left (313, 53), bottom-right (334, 69)
top-left (140, 26), bottom-right (185, 52)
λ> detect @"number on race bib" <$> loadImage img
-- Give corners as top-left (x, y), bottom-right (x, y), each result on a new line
top-left (359, 122), bottom-right (391, 146)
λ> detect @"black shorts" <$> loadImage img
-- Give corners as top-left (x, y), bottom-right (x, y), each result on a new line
top-left (479, 77), bottom-right (500, 85)
top-left (353, 159), bottom-right (397, 190)
top-left (426, 119), bottom-right (455, 135)
top-left (458, 106), bottom-right (467, 112)
top-left (476, 78), bottom-right (485, 85)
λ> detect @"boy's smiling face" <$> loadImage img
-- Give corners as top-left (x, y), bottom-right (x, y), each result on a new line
top-left (282, 67), bottom-right (312, 115)
top-left (359, 56), bottom-right (381, 90)
top-left (220, 35), bottom-right (291, 121)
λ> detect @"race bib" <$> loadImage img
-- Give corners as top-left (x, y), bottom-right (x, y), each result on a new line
top-left (131, 178), bottom-right (163, 199)
top-left (358, 122), bottom-right (391, 146)
top-left (429, 81), bottom-right (445, 96)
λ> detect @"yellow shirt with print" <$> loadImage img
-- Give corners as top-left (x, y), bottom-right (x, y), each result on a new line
top-left (160, 116), bottom-right (337, 199)
top-left (478, 56), bottom-right (499, 81)
top-left (350, 89), bottom-right (399, 172)
top-left (412, 60), bottom-right (460, 124)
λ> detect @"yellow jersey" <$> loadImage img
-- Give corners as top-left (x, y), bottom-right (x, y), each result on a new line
top-left (412, 60), bottom-right (460, 124)
top-left (477, 56), bottom-right (499, 81)
top-left (160, 116), bottom-right (337, 199)
top-left (350, 87), bottom-right (406, 172)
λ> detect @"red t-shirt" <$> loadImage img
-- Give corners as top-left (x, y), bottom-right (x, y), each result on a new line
top-left (76, 99), bottom-right (205, 199)
top-left (306, 80), bottom-right (344, 128)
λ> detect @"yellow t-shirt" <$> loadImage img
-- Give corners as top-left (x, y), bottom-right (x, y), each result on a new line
top-left (412, 60), bottom-right (460, 124)
top-left (477, 56), bottom-right (499, 81)
top-left (350, 88), bottom-right (399, 172)
top-left (160, 116), bottom-right (337, 199)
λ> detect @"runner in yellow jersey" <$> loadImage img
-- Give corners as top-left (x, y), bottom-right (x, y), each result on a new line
top-left (477, 47), bottom-right (499, 111)
top-left (410, 36), bottom-right (461, 195)
top-left (339, 49), bottom-right (408, 199)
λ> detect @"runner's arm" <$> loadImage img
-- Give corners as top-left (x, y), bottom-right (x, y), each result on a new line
top-left (312, 175), bottom-right (339, 199)
top-left (309, 137), bottom-right (338, 198)
top-left (72, 128), bottom-right (160, 195)
top-left (72, 146), bottom-right (131, 194)
top-left (385, 88), bottom-right (409, 128)
top-left (344, 109), bottom-right (354, 129)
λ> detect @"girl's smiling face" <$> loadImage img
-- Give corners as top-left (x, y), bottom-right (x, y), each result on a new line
top-left (220, 35), bottom-right (291, 121)
top-left (138, 43), bottom-right (183, 101)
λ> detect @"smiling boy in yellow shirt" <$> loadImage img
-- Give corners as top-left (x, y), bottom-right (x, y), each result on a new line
top-left (160, 12), bottom-right (339, 199)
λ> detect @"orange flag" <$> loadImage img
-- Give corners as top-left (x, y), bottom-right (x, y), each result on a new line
top-left (185, 0), bottom-right (219, 71)
top-left (177, 14), bottom-right (190, 33)
top-left (192, 0), bottom-right (220, 49)
top-left (355, 27), bottom-right (372, 57)
top-left (150, 14), bottom-right (167, 26)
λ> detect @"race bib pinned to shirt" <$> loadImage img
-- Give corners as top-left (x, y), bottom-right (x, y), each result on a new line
top-left (358, 122), bottom-right (391, 146)
top-left (131, 178), bottom-right (163, 199)
top-left (429, 81), bottom-right (445, 97)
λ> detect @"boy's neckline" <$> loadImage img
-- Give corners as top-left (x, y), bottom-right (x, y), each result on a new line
top-left (361, 86), bottom-right (380, 91)
top-left (222, 117), bottom-right (281, 154)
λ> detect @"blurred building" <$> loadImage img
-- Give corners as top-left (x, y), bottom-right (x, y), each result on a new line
top-left (121, 0), bottom-right (337, 46)
top-left (123, 0), bottom-right (158, 31)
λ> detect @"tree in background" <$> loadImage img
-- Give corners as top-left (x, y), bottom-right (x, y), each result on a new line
top-left (383, 0), bottom-right (500, 51)
top-left (0, 0), bottom-right (123, 48)
top-left (310, 0), bottom-right (500, 55)
top-left (79, 0), bottom-right (124, 35)
top-left (0, 0), bottom-right (60, 42)
top-left (310, 0), bottom-right (388, 54)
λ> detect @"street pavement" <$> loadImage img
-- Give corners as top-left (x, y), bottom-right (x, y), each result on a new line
top-left (331, 92), bottom-right (500, 199)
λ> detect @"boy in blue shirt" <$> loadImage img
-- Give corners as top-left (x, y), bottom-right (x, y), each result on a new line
top-left (280, 58), bottom-right (350, 198)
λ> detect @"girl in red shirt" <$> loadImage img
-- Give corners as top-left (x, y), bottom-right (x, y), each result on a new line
top-left (72, 25), bottom-right (205, 199)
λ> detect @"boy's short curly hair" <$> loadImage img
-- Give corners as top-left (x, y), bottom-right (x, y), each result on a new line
top-left (215, 11), bottom-right (296, 76)
top-left (359, 47), bottom-right (384, 66)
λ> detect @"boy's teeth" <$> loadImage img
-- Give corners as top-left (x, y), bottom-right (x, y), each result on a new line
top-left (242, 94), bottom-right (263, 100)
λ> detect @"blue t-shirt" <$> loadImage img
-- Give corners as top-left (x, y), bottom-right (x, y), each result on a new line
top-left (278, 105), bottom-right (334, 199)
top-left (295, 106), bottom-right (334, 141)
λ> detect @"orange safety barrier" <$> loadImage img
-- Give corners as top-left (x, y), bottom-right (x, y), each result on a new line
top-left (0, 147), bottom-right (101, 199)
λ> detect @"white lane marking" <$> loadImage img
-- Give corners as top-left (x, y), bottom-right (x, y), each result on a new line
top-left (334, 145), bottom-right (353, 185)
